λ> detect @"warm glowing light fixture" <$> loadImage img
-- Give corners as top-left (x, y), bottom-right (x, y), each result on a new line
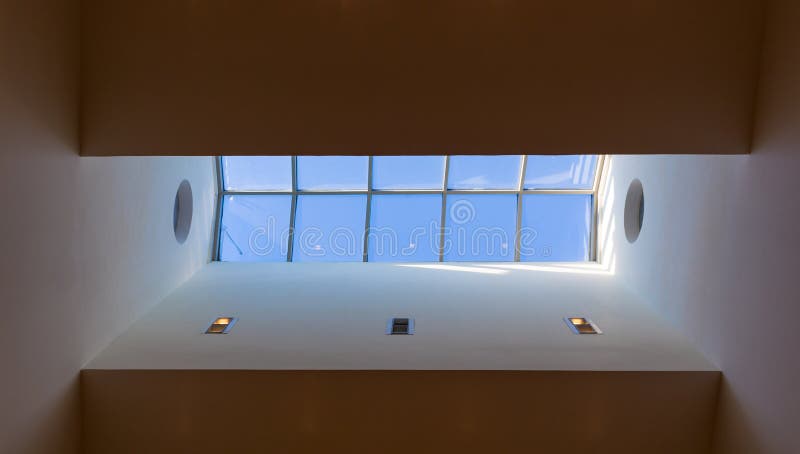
top-left (206, 317), bottom-right (238, 334)
top-left (564, 317), bottom-right (602, 334)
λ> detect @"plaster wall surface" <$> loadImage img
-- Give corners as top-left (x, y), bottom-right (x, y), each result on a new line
top-left (606, 3), bottom-right (800, 451)
top-left (88, 262), bottom-right (713, 371)
top-left (0, 2), bottom-right (215, 451)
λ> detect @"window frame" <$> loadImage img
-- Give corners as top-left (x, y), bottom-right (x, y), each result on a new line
top-left (212, 155), bottom-right (606, 262)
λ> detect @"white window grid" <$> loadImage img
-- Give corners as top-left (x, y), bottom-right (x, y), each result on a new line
top-left (212, 155), bottom-right (606, 262)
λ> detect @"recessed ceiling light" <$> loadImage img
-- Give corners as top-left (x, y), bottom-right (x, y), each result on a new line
top-left (564, 317), bottom-right (601, 334)
top-left (206, 317), bottom-right (238, 334)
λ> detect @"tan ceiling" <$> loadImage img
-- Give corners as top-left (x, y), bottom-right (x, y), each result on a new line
top-left (81, 0), bottom-right (764, 156)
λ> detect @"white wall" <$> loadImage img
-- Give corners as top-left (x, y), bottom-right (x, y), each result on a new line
top-left (88, 262), bottom-right (712, 372)
top-left (606, 3), bottom-right (800, 452)
top-left (0, 1), bottom-right (216, 452)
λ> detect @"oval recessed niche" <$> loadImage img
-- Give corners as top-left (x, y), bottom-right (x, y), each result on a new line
top-left (624, 178), bottom-right (644, 243)
top-left (173, 179), bottom-right (193, 244)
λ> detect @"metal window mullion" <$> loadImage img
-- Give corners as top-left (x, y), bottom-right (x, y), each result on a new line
top-left (363, 156), bottom-right (373, 262)
top-left (219, 189), bottom-right (592, 196)
top-left (221, 190), bottom-right (294, 195)
top-left (520, 189), bottom-right (593, 195)
top-left (439, 156), bottom-right (450, 262)
top-left (373, 190), bottom-right (439, 195)
top-left (212, 156), bottom-right (224, 261)
top-left (590, 155), bottom-right (606, 262)
top-left (286, 156), bottom-right (298, 262)
top-left (592, 155), bottom-right (606, 193)
top-left (216, 154), bottom-right (604, 264)
top-left (515, 155), bottom-right (528, 262)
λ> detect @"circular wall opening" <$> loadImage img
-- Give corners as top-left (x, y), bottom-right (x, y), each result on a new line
top-left (173, 179), bottom-right (193, 244)
top-left (624, 178), bottom-right (644, 243)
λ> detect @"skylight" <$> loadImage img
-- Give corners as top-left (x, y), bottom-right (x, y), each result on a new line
top-left (215, 156), bottom-right (603, 262)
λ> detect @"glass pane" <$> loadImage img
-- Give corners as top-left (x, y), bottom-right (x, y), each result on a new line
top-left (369, 195), bottom-right (441, 262)
top-left (524, 155), bottom-right (598, 190)
top-left (222, 156), bottom-right (292, 191)
top-left (444, 194), bottom-right (516, 261)
top-left (447, 155), bottom-right (522, 189)
top-left (219, 195), bottom-right (292, 261)
top-left (372, 156), bottom-right (445, 190)
top-left (293, 195), bottom-right (367, 261)
top-left (520, 194), bottom-right (592, 261)
top-left (297, 156), bottom-right (368, 190)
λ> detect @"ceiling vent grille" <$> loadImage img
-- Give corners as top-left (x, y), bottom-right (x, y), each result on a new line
top-left (387, 317), bottom-right (414, 335)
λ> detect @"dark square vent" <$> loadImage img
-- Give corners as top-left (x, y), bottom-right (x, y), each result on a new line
top-left (387, 317), bottom-right (414, 335)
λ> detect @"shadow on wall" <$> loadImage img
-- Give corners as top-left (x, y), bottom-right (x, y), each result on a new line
top-left (9, 376), bottom-right (80, 453)
top-left (712, 378), bottom-right (763, 454)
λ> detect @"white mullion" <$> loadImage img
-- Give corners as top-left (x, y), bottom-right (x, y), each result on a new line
top-left (363, 156), bottom-right (373, 262)
top-left (439, 156), bottom-right (450, 262)
top-left (590, 155), bottom-right (606, 261)
top-left (286, 156), bottom-right (298, 262)
top-left (515, 155), bottom-right (528, 262)
top-left (212, 156), bottom-right (224, 261)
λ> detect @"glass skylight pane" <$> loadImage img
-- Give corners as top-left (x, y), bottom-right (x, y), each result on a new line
top-left (524, 155), bottom-right (598, 190)
top-left (369, 195), bottom-right (441, 261)
top-left (293, 195), bottom-right (367, 261)
top-left (217, 154), bottom-right (599, 263)
top-left (372, 156), bottom-right (445, 190)
top-left (296, 156), bottom-right (368, 190)
top-left (444, 194), bottom-right (516, 261)
top-left (520, 194), bottom-right (592, 262)
top-left (222, 156), bottom-right (292, 191)
top-left (447, 155), bottom-right (522, 190)
top-left (219, 195), bottom-right (291, 261)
